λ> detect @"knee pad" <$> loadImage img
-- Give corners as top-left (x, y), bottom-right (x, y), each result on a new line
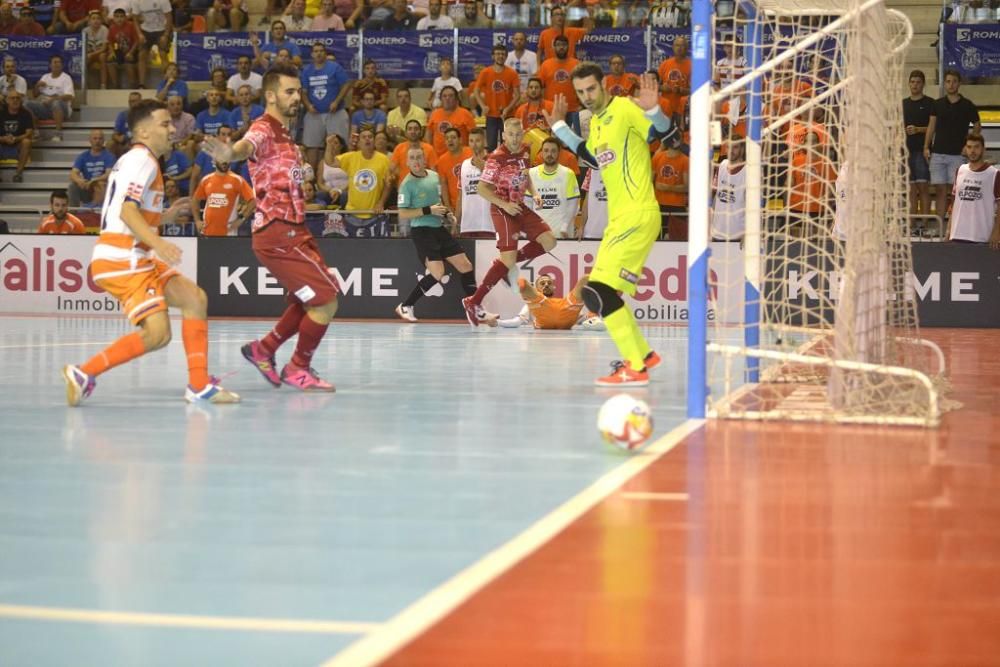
top-left (582, 281), bottom-right (624, 318)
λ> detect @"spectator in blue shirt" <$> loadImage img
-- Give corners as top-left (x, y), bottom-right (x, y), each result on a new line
top-left (350, 90), bottom-right (387, 138)
top-left (163, 148), bottom-right (193, 196)
top-left (301, 42), bottom-right (350, 177)
top-left (228, 84), bottom-right (265, 139)
top-left (195, 89), bottom-right (230, 139)
top-left (251, 21), bottom-right (302, 69)
top-left (154, 62), bottom-right (190, 108)
top-left (68, 129), bottom-right (115, 207)
top-left (111, 91), bottom-right (141, 157)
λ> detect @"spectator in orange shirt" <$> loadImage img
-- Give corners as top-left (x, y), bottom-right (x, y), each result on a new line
top-left (475, 45), bottom-right (522, 151)
top-left (604, 54), bottom-right (639, 97)
top-left (652, 134), bottom-right (689, 240)
top-left (390, 119), bottom-right (439, 185)
top-left (514, 77), bottom-right (554, 132)
top-left (192, 161), bottom-right (254, 236)
top-left (37, 190), bottom-right (85, 234)
top-left (538, 36), bottom-right (581, 133)
top-left (657, 35), bottom-right (691, 115)
top-left (425, 85), bottom-right (477, 156)
top-left (768, 59), bottom-right (812, 118)
top-left (538, 4), bottom-right (591, 62)
top-left (436, 126), bottom-right (473, 210)
top-left (789, 131), bottom-right (836, 218)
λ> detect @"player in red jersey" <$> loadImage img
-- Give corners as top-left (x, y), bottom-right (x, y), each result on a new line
top-left (203, 63), bottom-right (338, 392)
top-left (462, 117), bottom-right (557, 328)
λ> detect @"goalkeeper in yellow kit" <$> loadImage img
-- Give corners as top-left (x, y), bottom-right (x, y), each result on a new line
top-left (544, 64), bottom-right (675, 386)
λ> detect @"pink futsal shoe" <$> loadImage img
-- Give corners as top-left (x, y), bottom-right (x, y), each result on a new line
top-left (461, 296), bottom-right (480, 329)
top-left (280, 364), bottom-right (336, 392)
top-left (242, 341), bottom-right (281, 387)
top-left (185, 377), bottom-right (241, 404)
top-left (62, 365), bottom-right (96, 407)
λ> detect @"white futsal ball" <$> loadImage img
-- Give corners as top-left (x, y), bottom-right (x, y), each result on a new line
top-left (597, 394), bottom-right (654, 451)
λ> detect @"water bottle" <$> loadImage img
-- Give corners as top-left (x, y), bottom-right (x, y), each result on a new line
top-left (528, 0), bottom-right (538, 27)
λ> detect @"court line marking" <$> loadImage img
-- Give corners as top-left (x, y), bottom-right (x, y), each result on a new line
top-left (0, 604), bottom-right (380, 635)
top-left (621, 491), bottom-right (690, 502)
top-left (320, 418), bottom-right (705, 667)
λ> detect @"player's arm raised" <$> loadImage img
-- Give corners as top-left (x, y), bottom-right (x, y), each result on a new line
top-left (632, 73), bottom-right (674, 143)
top-left (543, 93), bottom-right (599, 169)
top-left (201, 136), bottom-right (255, 164)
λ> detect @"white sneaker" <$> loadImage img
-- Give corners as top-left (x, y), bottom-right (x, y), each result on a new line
top-left (50, 133), bottom-right (63, 142)
top-left (475, 305), bottom-right (499, 328)
top-left (395, 303), bottom-right (418, 322)
top-left (576, 316), bottom-right (606, 331)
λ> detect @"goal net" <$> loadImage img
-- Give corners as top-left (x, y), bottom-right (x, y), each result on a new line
top-left (696, 0), bottom-right (945, 426)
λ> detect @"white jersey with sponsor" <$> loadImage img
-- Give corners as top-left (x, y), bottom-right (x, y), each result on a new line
top-left (581, 167), bottom-right (608, 239)
top-left (950, 163), bottom-right (1000, 243)
top-left (528, 164), bottom-right (580, 237)
top-left (711, 159), bottom-right (747, 240)
top-left (459, 157), bottom-right (492, 234)
top-left (91, 144), bottom-right (165, 275)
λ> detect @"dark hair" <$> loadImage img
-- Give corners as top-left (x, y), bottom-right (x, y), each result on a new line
top-left (50, 189), bottom-right (68, 203)
top-left (908, 69), bottom-right (925, 83)
top-left (492, 44), bottom-right (507, 53)
top-left (262, 63), bottom-right (301, 93)
top-left (444, 127), bottom-right (461, 138)
top-left (541, 137), bottom-right (561, 151)
top-left (127, 99), bottom-right (167, 133)
top-left (396, 86), bottom-right (411, 95)
top-left (966, 132), bottom-right (985, 147)
top-left (553, 35), bottom-right (569, 46)
top-left (527, 77), bottom-right (542, 88)
top-left (439, 85), bottom-right (459, 98)
top-left (405, 119), bottom-right (423, 131)
top-left (571, 61), bottom-right (604, 84)
top-left (49, 54), bottom-right (62, 63)
top-left (357, 124), bottom-right (376, 137)
top-left (943, 68), bottom-right (961, 82)
top-left (312, 42), bottom-right (328, 53)
top-left (468, 126), bottom-right (486, 138)
top-left (271, 20), bottom-right (286, 30)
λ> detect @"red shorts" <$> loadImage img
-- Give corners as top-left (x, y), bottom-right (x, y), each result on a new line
top-left (253, 220), bottom-right (339, 306)
top-left (490, 205), bottom-right (551, 252)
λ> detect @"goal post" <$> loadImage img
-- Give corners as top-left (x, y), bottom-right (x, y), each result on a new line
top-left (686, 0), bottom-right (946, 426)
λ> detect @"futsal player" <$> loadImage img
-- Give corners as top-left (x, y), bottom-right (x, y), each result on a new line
top-left (62, 99), bottom-right (240, 406)
top-left (544, 66), bottom-right (673, 386)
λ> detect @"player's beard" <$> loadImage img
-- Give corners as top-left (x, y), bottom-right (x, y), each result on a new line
top-left (277, 99), bottom-right (300, 119)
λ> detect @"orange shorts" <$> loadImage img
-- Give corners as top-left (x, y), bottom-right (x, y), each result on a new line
top-left (92, 259), bottom-right (178, 325)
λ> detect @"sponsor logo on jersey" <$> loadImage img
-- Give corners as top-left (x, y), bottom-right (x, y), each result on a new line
top-left (596, 149), bottom-right (616, 167)
top-left (355, 168), bottom-right (378, 192)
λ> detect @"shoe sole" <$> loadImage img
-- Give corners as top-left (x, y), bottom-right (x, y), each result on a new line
top-left (594, 379), bottom-right (650, 387)
top-left (461, 300), bottom-right (479, 330)
top-left (241, 345), bottom-right (282, 387)
top-left (62, 365), bottom-right (83, 407)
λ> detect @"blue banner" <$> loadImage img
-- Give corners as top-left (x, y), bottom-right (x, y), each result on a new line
top-left (358, 30), bottom-right (459, 80)
top-left (287, 31), bottom-right (359, 75)
top-left (944, 24), bottom-right (1000, 78)
top-left (0, 35), bottom-right (84, 85)
top-left (458, 28), bottom-right (645, 81)
top-left (176, 33), bottom-right (261, 81)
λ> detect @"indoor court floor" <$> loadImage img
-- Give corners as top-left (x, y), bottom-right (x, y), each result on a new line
top-left (0, 317), bottom-right (997, 666)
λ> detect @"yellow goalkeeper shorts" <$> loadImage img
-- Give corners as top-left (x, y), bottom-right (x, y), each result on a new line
top-left (588, 206), bottom-right (661, 296)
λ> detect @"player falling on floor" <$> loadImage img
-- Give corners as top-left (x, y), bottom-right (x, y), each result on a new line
top-left (62, 99), bottom-right (240, 406)
top-left (394, 145), bottom-right (495, 324)
top-left (499, 273), bottom-right (605, 330)
top-left (202, 63), bottom-right (338, 392)
top-left (462, 117), bottom-right (557, 329)
top-left (543, 66), bottom-right (673, 386)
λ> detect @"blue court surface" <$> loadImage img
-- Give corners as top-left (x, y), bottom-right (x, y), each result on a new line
top-left (0, 316), bottom-right (690, 666)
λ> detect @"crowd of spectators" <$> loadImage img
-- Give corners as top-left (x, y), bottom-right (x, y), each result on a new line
top-left (0, 0), bottom-right (993, 245)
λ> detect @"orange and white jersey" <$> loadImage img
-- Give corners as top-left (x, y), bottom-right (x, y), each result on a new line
top-left (91, 144), bottom-right (165, 279)
top-left (525, 292), bottom-right (585, 330)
